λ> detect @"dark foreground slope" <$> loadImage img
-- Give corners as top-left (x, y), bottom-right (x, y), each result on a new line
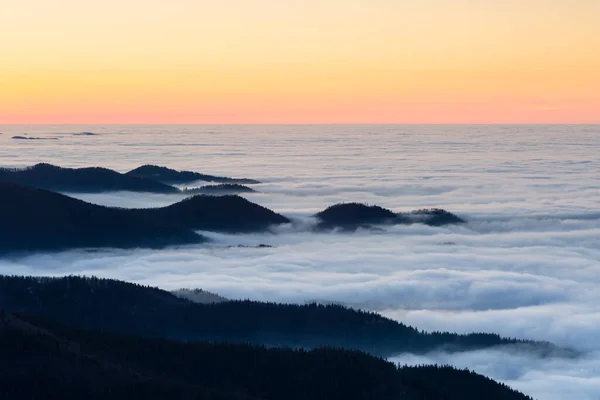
top-left (127, 164), bottom-right (260, 185)
top-left (0, 163), bottom-right (179, 193)
top-left (0, 312), bottom-right (533, 400)
top-left (0, 185), bottom-right (289, 253)
top-left (0, 275), bottom-right (547, 358)
top-left (0, 183), bottom-right (203, 253)
top-left (0, 314), bottom-right (253, 400)
top-left (132, 195), bottom-right (289, 233)
top-left (315, 203), bottom-right (465, 230)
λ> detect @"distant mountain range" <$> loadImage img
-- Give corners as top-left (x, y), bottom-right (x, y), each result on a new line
top-left (0, 163), bottom-right (180, 193)
top-left (0, 180), bottom-right (467, 253)
top-left (0, 183), bottom-right (288, 253)
top-left (126, 164), bottom-right (261, 185)
top-left (0, 275), bottom-right (559, 359)
top-left (0, 163), bottom-right (260, 194)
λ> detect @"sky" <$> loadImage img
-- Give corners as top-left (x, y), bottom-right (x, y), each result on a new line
top-left (1, 0), bottom-right (599, 124)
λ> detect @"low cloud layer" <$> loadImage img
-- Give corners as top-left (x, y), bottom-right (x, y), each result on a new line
top-left (2, 217), bottom-right (597, 344)
top-left (391, 350), bottom-right (600, 400)
top-left (1, 124), bottom-right (599, 399)
top-left (2, 188), bottom-right (599, 400)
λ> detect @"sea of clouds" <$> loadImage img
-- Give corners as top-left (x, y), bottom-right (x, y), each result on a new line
top-left (0, 124), bottom-right (598, 399)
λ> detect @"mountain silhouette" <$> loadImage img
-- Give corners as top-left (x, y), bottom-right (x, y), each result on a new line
top-left (127, 164), bottom-right (260, 185)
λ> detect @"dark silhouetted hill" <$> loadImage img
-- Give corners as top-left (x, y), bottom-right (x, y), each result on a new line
top-left (227, 244), bottom-right (274, 249)
top-left (315, 203), bottom-right (398, 230)
top-left (73, 132), bottom-right (98, 136)
top-left (182, 183), bottom-right (257, 195)
top-left (315, 203), bottom-right (465, 230)
top-left (406, 208), bottom-right (466, 226)
top-left (0, 185), bottom-right (289, 252)
top-left (126, 164), bottom-right (260, 184)
top-left (0, 275), bottom-right (554, 358)
top-left (133, 194), bottom-right (289, 233)
top-left (12, 136), bottom-right (58, 140)
top-left (0, 183), bottom-right (204, 253)
top-left (0, 311), bottom-right (533, 400)
top-left (0, 163), bottom-right (178, 193)
top-left (172, 288), bottom-right (229, 304)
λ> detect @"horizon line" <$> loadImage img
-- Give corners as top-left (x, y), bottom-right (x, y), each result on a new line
top-left (1, 122), bottom-right (599, 126)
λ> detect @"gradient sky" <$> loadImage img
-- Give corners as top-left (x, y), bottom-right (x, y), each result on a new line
top-left (1, 0), bottom-right (599, 124)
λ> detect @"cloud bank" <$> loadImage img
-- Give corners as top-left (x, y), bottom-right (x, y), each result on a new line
top-left (1, 124), bottom-right (599, 399)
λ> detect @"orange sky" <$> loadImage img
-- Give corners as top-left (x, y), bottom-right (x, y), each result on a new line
top-left (1, 0), bottom-right (599, 124)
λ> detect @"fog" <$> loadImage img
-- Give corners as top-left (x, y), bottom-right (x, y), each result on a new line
top-left (1, 207), bottom-right (598, 398)
top-left (392, 349), bottom-right (600, 400)
top-left (1, 124), bottom-right (599, 399)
